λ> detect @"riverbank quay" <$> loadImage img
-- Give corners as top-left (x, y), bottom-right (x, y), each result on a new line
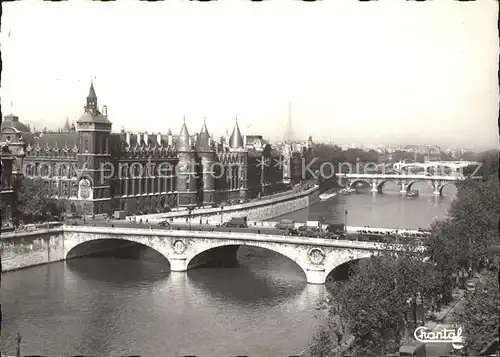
top-left (128, 184), bottom-right (319, 223)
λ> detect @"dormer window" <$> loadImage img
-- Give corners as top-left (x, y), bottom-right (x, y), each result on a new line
top-left (6, 136), bottom-right (11, 143)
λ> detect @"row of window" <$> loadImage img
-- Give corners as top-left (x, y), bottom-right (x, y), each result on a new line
top-left (114, 177), bottom-right (177, 197)
top-left (26, 149), bottom-right (78, 158)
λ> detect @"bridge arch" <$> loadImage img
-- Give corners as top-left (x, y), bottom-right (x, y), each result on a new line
top-left (406, 180), bottom-right (434, 192)
top-left (64, 235), bottom-right (171, 266)
top-left (326, 256), bottom-right (373, 283)
top-left (185, 241), bottom-right (308, 280)
top-left (323, 249), bottom-right (374, 284)
top-left (375, 180), bottom-right (401, 193)
top-left (439, 182), bottom-right (458, 196)
top-left (346, 179), bottom-right (371, 190)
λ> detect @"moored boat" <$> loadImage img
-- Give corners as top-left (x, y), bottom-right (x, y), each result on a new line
top-left (319, 190), bottom-right (338, 201)
top-left (339, 188), bottom-right (356, 195)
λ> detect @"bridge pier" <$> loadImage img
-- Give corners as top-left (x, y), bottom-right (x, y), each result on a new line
top-left (400, 182), bottom-right (407, 194)
top-left (370, 180), bottom-right (378, 193)
top-left (432, 182), bottom-right (442, 196)
top-left (306, 267), bottom-right (326, 284)
top-left (170, 257), bottom-right (188, 272)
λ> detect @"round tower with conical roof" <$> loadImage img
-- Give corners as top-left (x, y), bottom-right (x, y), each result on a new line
top-left (196, 119), bottom-right (216, 206)
top-left (229, 118), bottom-right (248, 200)
top-left (175, 119), bottom-right (198, 207)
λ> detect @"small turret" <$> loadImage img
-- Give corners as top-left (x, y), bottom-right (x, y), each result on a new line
top-left (229, 117), bottom-right (243, 148)
top-left (176, 118), bottom-right (191, 151)
top-left (196, 119), bottom-right (212, 152)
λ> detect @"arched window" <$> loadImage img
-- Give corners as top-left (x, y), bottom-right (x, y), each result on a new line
top-left (84, 139), bottom-right (89, 152)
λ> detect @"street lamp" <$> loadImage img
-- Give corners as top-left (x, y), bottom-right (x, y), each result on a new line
top-left (188, 207), bottom-right (192, 231)
top-left (188, 197), bottom-right (192, 231)
top-left (344, 209), bottom-right (348, 232)
top-left (16, 332), bottom-right (21, 357)
top-left (83, 203), bottom-right (87, 224)
top-left (220, 205), bottom-right (224, 225)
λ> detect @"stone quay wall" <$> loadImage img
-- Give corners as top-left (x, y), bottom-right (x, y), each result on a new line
top-left (134, 185), bottom-right (320, 223)
top-left (1, 228), bottom-right (66, 272)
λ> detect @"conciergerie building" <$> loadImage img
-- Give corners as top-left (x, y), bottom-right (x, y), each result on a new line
top-left (0, 82), bottom-right (313, 219)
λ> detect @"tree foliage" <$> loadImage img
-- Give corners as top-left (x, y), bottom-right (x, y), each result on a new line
top-left (426, 164), bottom-right (499, 285)
top-left (14, 177), bottom-right (66, 223)
top-left (455, 271), bottom-right (500, 355)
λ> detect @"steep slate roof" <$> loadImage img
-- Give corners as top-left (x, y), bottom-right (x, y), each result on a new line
top-left (28, 132), bottom-right (79, 150)
top-left (1, 114), bottom-right (31, 133)
top-left (77, 111), bottom-right (112, 124)
top-left (229, 121), bottom-right (243, 148)
top-left (76, 82), bottom-right (112, 125)
top-left (176, 120), bottom-right (191, 151)
top-left (196, 120), bottom-right (212, 151)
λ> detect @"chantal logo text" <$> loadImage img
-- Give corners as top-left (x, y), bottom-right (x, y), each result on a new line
top-left (414, 326), bottom-right (464, 350)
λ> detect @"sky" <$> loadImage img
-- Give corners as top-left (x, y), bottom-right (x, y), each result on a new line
top-left (1, 1), bottom-right (499, 148)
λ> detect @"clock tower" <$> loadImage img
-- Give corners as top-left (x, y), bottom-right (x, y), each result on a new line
top-left (75, 81), bottom-right (112, 216)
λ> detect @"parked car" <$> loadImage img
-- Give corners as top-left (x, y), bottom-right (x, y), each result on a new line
top-left (158, 220), bottom-right (170, 228)
top-left (222, 216), bottom-right (248, 228)
top-left (466, 280), bottom-right (476, 293)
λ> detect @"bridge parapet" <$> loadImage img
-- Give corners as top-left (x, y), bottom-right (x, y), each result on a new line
top-left (2, 224), bottom-right (425, 284)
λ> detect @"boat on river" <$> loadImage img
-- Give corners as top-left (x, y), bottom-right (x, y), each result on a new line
top-left (319, 190), bottom-right (338, 201)
top-left (339, 188), bottom-right (356, 195)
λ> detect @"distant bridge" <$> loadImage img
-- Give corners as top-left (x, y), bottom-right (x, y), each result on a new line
top-left (2, 225), bottom-right (425, 284)
top-left (393, 161), bottom-right (479, 172)
top-left (338, 173), bottom-right (482, 195)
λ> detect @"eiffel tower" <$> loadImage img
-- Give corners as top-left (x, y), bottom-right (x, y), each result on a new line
top-left (283, 101), bottom-right (295, 142)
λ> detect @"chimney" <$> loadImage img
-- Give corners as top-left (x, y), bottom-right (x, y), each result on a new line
top-left (143, 131), bottom-right (148, 145)
top-left (208, 136), bottom-right (212, 148)
top-left (126, 132), bottom-right (131, 146)
top-left (157, 132), bottom-right (162, 146)
top-left (137, 133), bottom-right (142, 145)
top-left (102, 105), bottom-right (108, 116)
top-left (225, 131), bottom-right (230, 146)
top-left (243, 135), bottom-right (247, 147)
top-left (194, 133), bottom-right (199, 145)
top-left (168, 132), bottom-right (173, 146)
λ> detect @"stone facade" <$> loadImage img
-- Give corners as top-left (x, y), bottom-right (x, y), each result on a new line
top-left (0, 144), bottom-right (15, 230)
top-left (277, 138), bottom-right (314, 185)
top-left (0, 82), bottom-right (315, 217)
top-left (1, 224), bottom-right (398, 284)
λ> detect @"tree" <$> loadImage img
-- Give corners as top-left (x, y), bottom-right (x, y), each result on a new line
top-left (426, 162), bottom-right (499, 288)
top-left (307, 235), bottom-right (446, 357)
top-left (14, 177), bottom-right (65, 223)
top-left (454, 271), bottom-right (500, 355)
top-left (306, 302), bottom-right (353, 357)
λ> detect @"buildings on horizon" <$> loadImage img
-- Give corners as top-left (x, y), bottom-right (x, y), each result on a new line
top-left (0, 82), bottom-right (314, 229)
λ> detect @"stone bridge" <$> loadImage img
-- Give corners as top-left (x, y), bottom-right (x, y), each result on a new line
top-left (1, 226), bottom-right (417, 284)
top-left (393, 161), bottom-right (479, 173)
top-left (338, 173), bottom-right (482, 195)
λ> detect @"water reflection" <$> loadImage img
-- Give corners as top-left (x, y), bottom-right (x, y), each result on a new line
top-left (2, 246), bottom-right (324, 356)
top-left (276, 188), bottom-right (453, 229)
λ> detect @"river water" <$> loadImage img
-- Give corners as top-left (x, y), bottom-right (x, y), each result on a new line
top-left (1, 182), bottom-right (456, 356)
